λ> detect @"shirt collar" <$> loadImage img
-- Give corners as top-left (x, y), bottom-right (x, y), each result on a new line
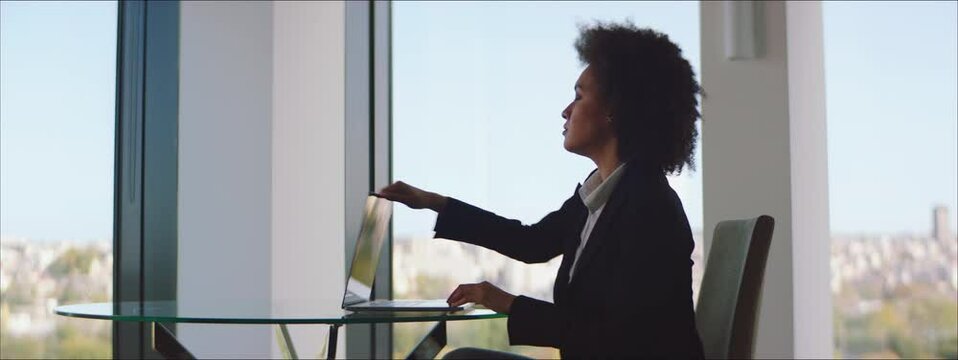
top-left (578, 163), bottom-right (627, 213)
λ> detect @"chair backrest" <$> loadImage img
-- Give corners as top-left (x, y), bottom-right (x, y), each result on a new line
top-left (695, 215), bottom-right (775, 359)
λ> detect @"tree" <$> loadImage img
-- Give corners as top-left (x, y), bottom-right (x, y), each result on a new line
top-left (46, 247), bottom-right (98, 278)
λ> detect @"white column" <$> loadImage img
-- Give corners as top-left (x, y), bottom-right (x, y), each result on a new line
top-left (178, 1), bottom-right (274, 358)
top-left (178, 1), bottom-right (347, 358)
top-left (785, 2), bottom-right (832, 357)
top-left (272, 1), bottom-right (346, 358)
top-left (700, 1), bottom-right (831, 358)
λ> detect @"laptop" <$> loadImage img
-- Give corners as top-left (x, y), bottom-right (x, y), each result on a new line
top-left (341, 195), bottom-right (465, 312)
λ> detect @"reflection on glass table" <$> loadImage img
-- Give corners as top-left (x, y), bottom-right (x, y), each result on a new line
top-left (55, 300), bottom-right (506, 359)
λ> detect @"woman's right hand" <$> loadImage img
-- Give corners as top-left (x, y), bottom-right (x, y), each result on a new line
top-left (375, 181), bottom-right (448, 212)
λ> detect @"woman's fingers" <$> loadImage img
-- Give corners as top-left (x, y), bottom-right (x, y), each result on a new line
top-left (376, 190), bottom-right (406, 202)
top-left (449, 292), bottom-right (470, 307)
top-left (446, 285), bottom-right (458, 303)
top-left (377, 184), bottom-right (408, 198)
top-left (446, 282), bottom-right (513, 312)
top-left (377, 181), bottom-right (430, 208)
top-left (376, 189), bottom-right (412, 205)
top-left (447, 284), bottom-right (466, 304)
top-left (447, 283), bottom-right (483, 307)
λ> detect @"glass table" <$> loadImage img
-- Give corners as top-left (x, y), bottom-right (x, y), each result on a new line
top-left (55, 300), bottom-right (506, 359)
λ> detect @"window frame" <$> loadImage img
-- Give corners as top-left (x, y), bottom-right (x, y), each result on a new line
top-left (113, 1), bottom-right (179, 358)
top-left (345, 1), bottom-right (392, 358)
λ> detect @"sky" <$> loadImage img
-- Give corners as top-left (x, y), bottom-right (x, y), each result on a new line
top-left (390, 1), bottom-right (705, 239)
top-left (0, 1), bottom-right (956, 243)
top-left (822, 1), bottom-right (958, 235)
top-left (1, 1), bottom-right (117, 242)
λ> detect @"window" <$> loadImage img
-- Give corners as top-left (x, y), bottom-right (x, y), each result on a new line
top-left (0, 1), bottom-right (117, 358)
top-left (391, 2), bottom-right (701, 357)
top-left (824, 2), bottom-right (958, 358)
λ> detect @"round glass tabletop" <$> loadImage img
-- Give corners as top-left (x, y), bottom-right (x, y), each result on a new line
top-left (54, 301), bottom-right (506, 325)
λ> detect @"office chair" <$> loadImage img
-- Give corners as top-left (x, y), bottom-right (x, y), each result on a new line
top-left (695, 215), bottom-right (775, 359)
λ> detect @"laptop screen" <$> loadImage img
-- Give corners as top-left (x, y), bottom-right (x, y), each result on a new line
top-left (342, 195), bottom-right (392, 307)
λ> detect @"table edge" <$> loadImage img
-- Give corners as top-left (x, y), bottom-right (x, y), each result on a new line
top-left (53, 303), bottom-right (508, 325)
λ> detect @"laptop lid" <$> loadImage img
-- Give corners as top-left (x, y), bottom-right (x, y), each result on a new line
top-left (342, 195), bottom-right (393, 307)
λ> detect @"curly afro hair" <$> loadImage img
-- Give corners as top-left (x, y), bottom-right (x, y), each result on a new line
top-left (574, 21), bottom-right (702, 175)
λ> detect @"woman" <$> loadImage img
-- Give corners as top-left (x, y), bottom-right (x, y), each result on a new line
top-left (377, 21), bottom-right (704, 358)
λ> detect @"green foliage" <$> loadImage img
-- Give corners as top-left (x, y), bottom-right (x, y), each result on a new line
top-left (0, 243), bottom-right (112, 359)
top-left (842, 328), bottom-right (886, 356)
top-left (55, 331), bottom-right (111, 359)
top-left (393, 322), bottom-right (434, 357)
top-left (0, 317), bottom-right (112, 359)
top-left (937, 335), bottom-right (958, 359)
top-left (447, 318), bottom-right (510, 351)
top-left (59, 287), bottom-right (86, 304)
top-left (45, 247), bottom-right (99, 278)
top-left (835, 283), bottom-right (958, 359)
top-left (1, 279), bottom-right (36, 306)
top-left (412, 274), bottom-right (457, 300)
top-left (889, 330), bottom-right (924, 359)
top-left (0, 331), bottom-right (45, 359)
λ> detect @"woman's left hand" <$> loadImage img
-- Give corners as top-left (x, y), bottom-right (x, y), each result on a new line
top-left (447, 281), bottom-right (516, 314)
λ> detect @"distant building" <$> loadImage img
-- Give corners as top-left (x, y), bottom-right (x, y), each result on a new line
top-left (933, 205), bottom-right (952, 244)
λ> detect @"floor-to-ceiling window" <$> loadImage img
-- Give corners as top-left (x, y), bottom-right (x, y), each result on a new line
top-left (0, 1), bottom-right (117, 358)
top-left (824, 2), bottom-right (958, 358)
top-left (390, 2), bottom-right (701, 357)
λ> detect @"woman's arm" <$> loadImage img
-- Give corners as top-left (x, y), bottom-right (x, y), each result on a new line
top-left (432, 194), bottom-right (577, 264)
top-left (378, 181), bottom-right (580, 264)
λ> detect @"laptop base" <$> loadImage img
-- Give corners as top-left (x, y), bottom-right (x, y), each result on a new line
top-left (345, 299), bottom-right (464, 312)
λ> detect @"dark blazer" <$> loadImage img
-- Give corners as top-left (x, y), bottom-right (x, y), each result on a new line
top-left (433, 162), bottom-right (705, 358)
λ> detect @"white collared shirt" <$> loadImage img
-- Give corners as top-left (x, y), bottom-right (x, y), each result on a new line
top-left (568, 163), bottom-right (627, 281)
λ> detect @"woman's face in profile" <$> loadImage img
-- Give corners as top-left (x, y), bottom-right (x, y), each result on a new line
top-left (561, 66), bottom-right (615, 157)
